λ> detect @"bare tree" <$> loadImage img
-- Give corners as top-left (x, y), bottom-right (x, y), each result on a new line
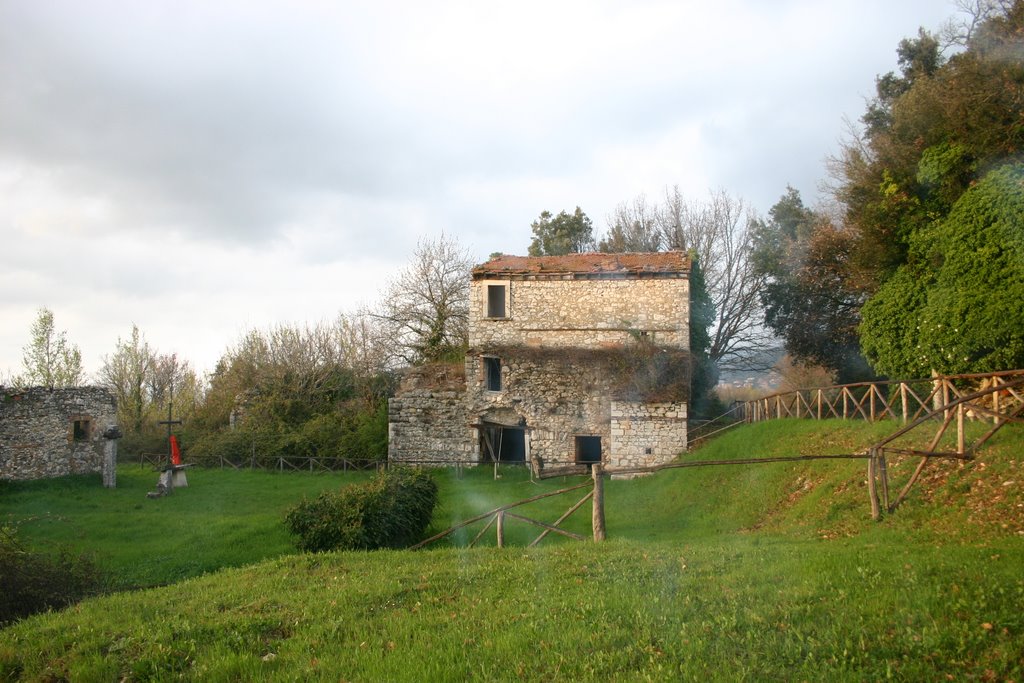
top-left (599, 187), bottom-right (773, 372)
top-left (374, 233), bottom-right (472, 365)
top-left (940, 0), bottom-right (1013, 48)
top-left (679, 190), bottom-right (771, 372)
top-left (599, 194), bottom-right (663, 252)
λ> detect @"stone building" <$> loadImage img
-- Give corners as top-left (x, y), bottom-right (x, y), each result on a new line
top-left (389, 252), bottom-right (691, 471)
top-left (0, 386), bottom-right (118, 483)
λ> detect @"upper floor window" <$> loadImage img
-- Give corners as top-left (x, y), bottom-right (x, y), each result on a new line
top-left (487, 284), bottom-right (507, 318)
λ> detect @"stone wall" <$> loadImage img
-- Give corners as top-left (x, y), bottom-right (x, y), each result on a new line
top-left (610, 401), bottom-right (688, 470)
top-left (469, 277), bottom-right (690, 350)
top-left (389, 254), bottom-right (691, 471)
top-left (387, 363), bottom-right (473, 464)
top-left (464, 349), bottom-right (688, 469)
top-left (0, 387), bottom-right (117, 481)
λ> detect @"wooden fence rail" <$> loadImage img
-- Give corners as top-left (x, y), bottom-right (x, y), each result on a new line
top-left (735, 370), bottom-right (1024, 427)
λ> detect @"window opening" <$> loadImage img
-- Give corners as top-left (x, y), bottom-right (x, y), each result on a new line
top-left (487, 284), bottom-right (506, 318)
top-left (575, 435), bottom-right (602, 465)
top-left (73, 419), bottom-right (91, 442)
top-left (484, 357), bottom-right (502, 391)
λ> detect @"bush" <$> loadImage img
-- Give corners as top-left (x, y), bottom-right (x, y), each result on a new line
top-left (0, 525), bottom-right (106, 626)
top-left (284, 468), bottom-right (438, 552)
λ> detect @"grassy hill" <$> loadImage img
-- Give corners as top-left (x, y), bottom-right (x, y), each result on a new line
top-left (1, 419), bottom-right (1022, 680)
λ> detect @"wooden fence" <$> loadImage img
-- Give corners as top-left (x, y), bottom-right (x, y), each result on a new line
top-left (734, 370), bottom-right (1024, 426)
top-left (420, 371), bottom-right (1024, 545)
top-left (412, 467), bottom-right (606, 550)
top-left (138, 452), bottom-right (383, 473)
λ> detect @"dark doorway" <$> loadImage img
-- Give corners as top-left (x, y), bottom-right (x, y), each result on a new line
top-left (480, 424), bottom-right (526, 462)
top-left (575, 435), bottom-right (602, 465)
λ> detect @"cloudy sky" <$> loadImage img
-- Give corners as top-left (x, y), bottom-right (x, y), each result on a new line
top-left (1, 0), bottom-right (957, 380)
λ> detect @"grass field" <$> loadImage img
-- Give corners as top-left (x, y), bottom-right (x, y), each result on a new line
top-left (1, 419), bottom-right (1022, 680)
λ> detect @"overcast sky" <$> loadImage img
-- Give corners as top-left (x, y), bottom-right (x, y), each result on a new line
top-left (1, 0), bottom-right (958, 380)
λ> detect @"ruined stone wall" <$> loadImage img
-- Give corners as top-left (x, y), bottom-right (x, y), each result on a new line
top-left (610, 401), bottom-right (687, 470)
top-left (0, 387), bottom-right (117, 481)
top-left (469, 277), bottom-right (690, 350)
top-left (464, 351), bottom-right (687, 469)
top-left (387, 363), bottom-right (473, 464)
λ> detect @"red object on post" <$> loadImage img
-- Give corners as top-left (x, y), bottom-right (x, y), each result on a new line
top-left (170, 435), bottom-right (182, 466)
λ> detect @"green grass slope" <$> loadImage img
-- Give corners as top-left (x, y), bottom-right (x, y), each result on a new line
top-left (1, 419), bottom-right (1022, 681)
top-left (0, 467), bottom-right (376, 589)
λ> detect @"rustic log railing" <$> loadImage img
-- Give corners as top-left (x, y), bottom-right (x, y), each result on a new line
top-left (412, 466), bottom-right (606, 550)
top-left (735, 370), bottom-right (1024, 427)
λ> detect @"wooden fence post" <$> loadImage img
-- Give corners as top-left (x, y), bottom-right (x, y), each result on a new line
top-left (993, 379), bottom-right (1002, 426)
top-left (878, 452), bottom-right (890, 511)
top-left (592, 464), bottom-right (606, 542)
top-left (900, 383), bottom-right (909, 425)
top-left (496, 511), bottom-right (505, 548)
top-left (957, 403), bottom-right (965, 455)
top-left (867, 449), bottom-right (881, 521)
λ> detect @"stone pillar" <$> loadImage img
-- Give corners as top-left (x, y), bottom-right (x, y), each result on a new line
top-left (102, 425), bottom-right (123, 489)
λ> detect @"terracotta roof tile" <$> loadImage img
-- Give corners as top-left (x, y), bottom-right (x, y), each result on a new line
top-left (473, 251), bottom-right (690, 277)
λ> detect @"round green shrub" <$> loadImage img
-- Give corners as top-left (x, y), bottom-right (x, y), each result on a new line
top-left (284, 468), bottom-right (438, 552)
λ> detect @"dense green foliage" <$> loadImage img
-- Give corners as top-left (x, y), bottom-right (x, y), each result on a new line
top-left (862, 163), bottom-right (1024, 376)
top-left (747, 3), bottom-right (1024, 379)
top-left (184, 321), bottom-right (395, 466)
top-left (285, 468), bottom-right (438, 552)
top-left (527, 206), bottom-right (596, 256)
top-left (686, 251), bottom-right (720, 417)
top-left (751, 188), bottom-right (875, 382)
top-left (0, 525), bottom-right (104, 626)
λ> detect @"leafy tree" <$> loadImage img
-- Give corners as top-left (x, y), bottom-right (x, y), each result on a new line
top-left (99, 324), bottom-right (153, 434)
top-left (528, 207), bottom-right (596, 256)
top-left (861, 163), bottom-right (1024, 376)
top-left (750, 188), bottom-right (876, 382)
top-left (687, 251), bottom-right (719, 418)
top-left (830, 2), bottom-right (1024, 376)
top-left (375, 233), bottom-right (471, 365)
top-left (834, 2), bottom-right (1024, 282)
top-left (17, 308), bottom-right (83, 388)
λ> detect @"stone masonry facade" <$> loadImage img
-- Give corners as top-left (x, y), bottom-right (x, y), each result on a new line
top-left (0, 386), bottom-right (117, 481)
top-left (389, 252), bottom-right (691, 471)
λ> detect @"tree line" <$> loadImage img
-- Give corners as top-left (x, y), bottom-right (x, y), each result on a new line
top-left (525, 0), bottom-right (1024, 387)
top-left (7, 1), bottom-right (1022, 455)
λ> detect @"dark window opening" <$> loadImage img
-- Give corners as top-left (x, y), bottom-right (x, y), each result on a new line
top-left (487, 284), bottom-right (506, 318)
top-left (73, 419), bottom-right (91, 441)
top-left (575, 436), bottom-right (602, 465)
top-left (484, 357), bottom-right (502, 391)
top-left (480, 425), bottom-right (526, 462)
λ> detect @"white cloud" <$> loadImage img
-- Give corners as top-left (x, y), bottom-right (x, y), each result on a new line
top-left (0, 0), bottom-right (958, 377)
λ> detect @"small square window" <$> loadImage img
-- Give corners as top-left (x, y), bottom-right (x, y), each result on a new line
top-left (73, 419), bottom-right (91, 441)
top-left (484, 357), bottom-right (502, 391)
top-left (487, 284), bottom-right (506, 318)
top-left (575, 435), bottom-right (602, 465)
